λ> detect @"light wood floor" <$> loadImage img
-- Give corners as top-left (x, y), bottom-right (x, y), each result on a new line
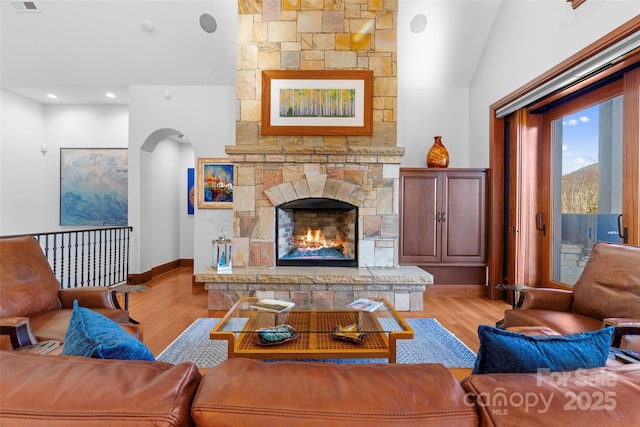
top-left (120, 266), bottom-right (510, 357)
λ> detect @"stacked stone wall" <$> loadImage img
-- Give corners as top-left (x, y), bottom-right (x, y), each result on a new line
top-left (231, 0), bottom-right (400, 268)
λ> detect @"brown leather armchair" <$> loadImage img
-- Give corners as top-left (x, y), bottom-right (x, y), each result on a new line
top-left (503, 242), bottom-right (640, 351)
top-left (0, 236), bottom-right (136, 350)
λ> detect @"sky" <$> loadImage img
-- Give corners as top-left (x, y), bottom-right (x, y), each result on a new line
top-left (560, 103), bottom-right (599, 176)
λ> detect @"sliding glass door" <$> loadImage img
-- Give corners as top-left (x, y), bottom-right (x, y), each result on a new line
top-left (548, 92), bottom-right (623, 285)
top-left (488, 23), bottom-right (640, 299)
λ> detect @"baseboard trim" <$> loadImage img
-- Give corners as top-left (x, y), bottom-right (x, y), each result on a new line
top-left (179, 258), bottom-right (194, 267)
top-left (128, 271), bottom-right (152, 285)
top-left (128, 259), bottom-right (194, 285)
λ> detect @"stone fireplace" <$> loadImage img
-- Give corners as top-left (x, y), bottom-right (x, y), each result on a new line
top-left (196, 145), bottom-right (433, 312)
top-left (193, 0), bottom-right (432, 311)
top-left (275, 197), bottom-right (357, 267)
top-left (227, 144), bottom-right (406, 269)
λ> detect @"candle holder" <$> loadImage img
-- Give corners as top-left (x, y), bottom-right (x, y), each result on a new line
top-left (213, 229), bottom-right (232, 272)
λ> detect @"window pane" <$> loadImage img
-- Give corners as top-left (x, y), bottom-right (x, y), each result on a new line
top-left (551, 96), bottom-right (623, 286)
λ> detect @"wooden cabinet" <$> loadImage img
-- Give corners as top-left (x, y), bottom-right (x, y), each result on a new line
top-left (399, 168), bottom-right (488, 290)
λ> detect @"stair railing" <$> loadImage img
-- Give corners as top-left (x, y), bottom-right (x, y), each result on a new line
top-left (1, 226), bottom-right (133, 289)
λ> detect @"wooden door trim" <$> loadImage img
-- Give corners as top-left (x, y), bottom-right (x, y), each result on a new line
top-left (488, 114), bottom-right (505, 299)
top-left (491, 16), bottom-right (640, 115)
top-left (623, 67), bottom-right (640, 245)
top-left (489, 17), bottom-right (640, 298)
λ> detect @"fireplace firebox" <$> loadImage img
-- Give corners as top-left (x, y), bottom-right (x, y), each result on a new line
top-left (275, 198), bottom-right (357, 267)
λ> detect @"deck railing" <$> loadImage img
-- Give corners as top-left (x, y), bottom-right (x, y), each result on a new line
top-left (2, 227), bottom-right (133, 289)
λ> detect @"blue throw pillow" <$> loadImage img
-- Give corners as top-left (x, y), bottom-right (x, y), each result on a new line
top-left (62, 300), bottom-right (155, 361)
top-left (472, 324), bottom-right (612, 374)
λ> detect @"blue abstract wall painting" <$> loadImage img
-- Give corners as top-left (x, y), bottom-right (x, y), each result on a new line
top-left (60, 148), bottom-right (128, 226)
top-left (188, 168), bottom-right (195, 215)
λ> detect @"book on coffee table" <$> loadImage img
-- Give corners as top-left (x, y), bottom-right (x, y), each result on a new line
top-left (348, 298), bottom-right (383, 312)
top-left (249, 299), bottom-right (295, 313)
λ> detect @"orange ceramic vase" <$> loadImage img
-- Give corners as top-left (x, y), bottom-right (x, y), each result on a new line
top-left (426, 136), bottom-right (450, 168)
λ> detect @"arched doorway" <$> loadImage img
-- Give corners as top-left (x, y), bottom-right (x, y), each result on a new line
top-left (139, 128), bottom-right (195, 274)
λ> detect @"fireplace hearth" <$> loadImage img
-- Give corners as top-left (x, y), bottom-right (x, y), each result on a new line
top-left (276, 198), bottom-right (357, 267)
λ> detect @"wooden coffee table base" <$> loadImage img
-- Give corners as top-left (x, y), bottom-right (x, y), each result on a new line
top-left (211, 300), bottom-right (413, 363)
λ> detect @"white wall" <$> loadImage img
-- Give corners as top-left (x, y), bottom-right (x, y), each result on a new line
top-left (397, 0), bottom-right (501, 168)
top-left (128, 85), bottom-right (235, 274)
top-left (0, 90), bottom-right (46, 234)
top-left (398, 1), bottom-right (469, 168)
top-left (398, 86), bottom-right (470, 167)
top-left (469, 0), bottom-right (640, 168)
top-left (179, 143), bottom-right (195, 259)
top-left (1, 90), bottom-right (199, 273)
top-left (149, 139), bottom-right (182, 266)
top-left (0, 91), bottom-right (129, 234)
top-left (145, 138), bottom-right (196, 268)
top-left (44, 104), bottom-right (129, 231)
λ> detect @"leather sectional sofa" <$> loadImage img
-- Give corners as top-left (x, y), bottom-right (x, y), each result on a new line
top-left (2, 238), bottom-right (639, 425)
top-left (0, 236), bottom-right (136, 351)
top-left (1, 351), bottom-right (638, 426)
top-left (502, 242), bottom-right (640, 351)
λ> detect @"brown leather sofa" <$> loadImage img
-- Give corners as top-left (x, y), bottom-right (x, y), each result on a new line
top-left (192, 359), bottom-right (480, 427)
top-left (502, 242), bottom-right (640, 349)
top-left (0, 351), bottom-right (202, 426)
top-left (1, 352), bottom-right (639, 426)
top-left (0, 236), bottom-right (133, 350)
top-left (460, 362), bottom-right (640, 426)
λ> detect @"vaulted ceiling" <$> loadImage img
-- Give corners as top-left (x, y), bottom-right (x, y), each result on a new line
top-left (1, 0), bottom-right (501, 105)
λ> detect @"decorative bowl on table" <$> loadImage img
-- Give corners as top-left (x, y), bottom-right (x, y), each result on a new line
top-left (251, 324), bottom-right (298, 346)
top-left (332, 323), bottom-right (366, 344)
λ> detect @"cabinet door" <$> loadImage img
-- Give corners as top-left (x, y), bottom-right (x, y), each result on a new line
top-left (441, 171), bottom-right (487, 263)
top-left (399, 171), bottom-right (441, 263)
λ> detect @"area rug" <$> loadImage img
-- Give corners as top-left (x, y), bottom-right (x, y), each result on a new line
top-left (157, 318), bottom-right (477, 369)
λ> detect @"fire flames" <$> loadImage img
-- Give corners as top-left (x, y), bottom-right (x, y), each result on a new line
top-left (294, 227), bottom-right (345, 254)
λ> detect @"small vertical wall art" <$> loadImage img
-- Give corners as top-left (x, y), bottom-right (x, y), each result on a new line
top-left (187, 168), bottom-right (194, 215)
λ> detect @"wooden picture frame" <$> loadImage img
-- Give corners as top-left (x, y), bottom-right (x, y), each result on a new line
top-left (197, 158), bottom-right (233, 209)
top-left (261, 70), bottom-right (373, 136)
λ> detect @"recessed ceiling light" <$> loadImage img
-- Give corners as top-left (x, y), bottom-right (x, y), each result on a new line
top-left (105, 92), bottom-right (116, 99)
top-left (46, 93), bottom-right (57, 99)
top-left (199, 13), bottom-right (217, 34)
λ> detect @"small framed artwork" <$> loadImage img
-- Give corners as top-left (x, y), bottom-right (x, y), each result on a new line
top-left (187, 168), bottom-right (194, 215)
top-left (197, 158), bottom-right (233, 209)
top-left (261, 70), bottom-right (373, 136)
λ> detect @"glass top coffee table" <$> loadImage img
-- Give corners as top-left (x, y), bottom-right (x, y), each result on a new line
top-left (210, 297), bottom-right (413, 363)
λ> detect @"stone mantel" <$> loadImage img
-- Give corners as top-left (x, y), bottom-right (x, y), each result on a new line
top-left (196, 266), bottom-right (432, 312)
top-left (225, 145), bottom-right (406, 165)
